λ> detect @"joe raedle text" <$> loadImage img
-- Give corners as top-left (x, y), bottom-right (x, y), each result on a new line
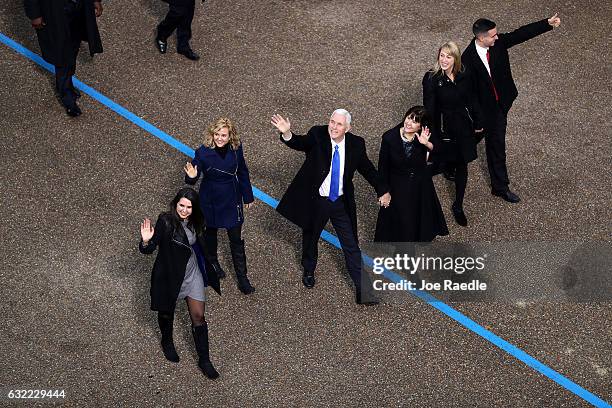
top-left (372, 279), bottom-right (487, 292)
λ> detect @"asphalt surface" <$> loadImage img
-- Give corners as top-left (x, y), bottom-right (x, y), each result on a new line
top-left (1, 0), bottom-right (610, 407)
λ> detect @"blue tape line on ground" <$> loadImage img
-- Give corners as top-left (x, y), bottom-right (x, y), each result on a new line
top-left (2, 31), bottom-right (609, 408)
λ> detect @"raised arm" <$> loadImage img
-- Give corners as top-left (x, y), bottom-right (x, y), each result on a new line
top-left (271, 114), bottom-right (316, 152)
top-left (184, 149), bottom-right (202, 185)
top-left (139, 215), bottom-right (166, 254)
top-left (498, 15), bottom-right (559, 49)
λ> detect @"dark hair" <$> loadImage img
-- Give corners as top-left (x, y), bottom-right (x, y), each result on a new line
top-left (472, 18), bottom-right (496, 36)
top-left (403, 105), bottom-right (429, 128)
top-left (168, 187), bottom-right (204, 235)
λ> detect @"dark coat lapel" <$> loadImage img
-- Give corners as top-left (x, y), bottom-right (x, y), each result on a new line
top-left (171, 223), bottom-right (190, 248)
top-left (467, 41), bottom-right (490, 80)
top-left (320, 131), bottom-right (332, 173)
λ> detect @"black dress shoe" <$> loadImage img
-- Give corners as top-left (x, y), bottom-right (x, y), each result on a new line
top-left (65, 103), bottom-right (82, 117)
top-left (178, 48), bottom-right (200, 61)
top-left (452, 203), bottom-right (468, 227)
top-left (355, 290), bottom-right (379, 305)
top-left (302, 271), bottom-right (315, 288)
top-left (492, 190), bottom-right (521, 203)
top-left (155, 38), bottom-right (167, 54)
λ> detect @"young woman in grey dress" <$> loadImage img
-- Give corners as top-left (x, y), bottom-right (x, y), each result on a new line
top-left (140, 187), bottom-right (221, 379)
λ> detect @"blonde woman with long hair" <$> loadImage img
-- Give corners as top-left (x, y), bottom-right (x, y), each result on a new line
top-left (422, 41), bottom-right (484, 227)
top-left (184, 118), bottom-right (256, 294)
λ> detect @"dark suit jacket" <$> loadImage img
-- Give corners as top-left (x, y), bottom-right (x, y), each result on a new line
top-left (24, 0), bottom-right (103, 66)
top-left (461, 19), bottom-right (553, 121)
top-left (276, 125), bottom-right (387, 241)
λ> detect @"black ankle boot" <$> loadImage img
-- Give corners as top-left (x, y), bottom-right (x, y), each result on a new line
top-left (192, 323), bottom-right (219, 379)
top-left (230, 239), bottom-right (255, 294)
top-left (157, 313), bottom-right (179, 362)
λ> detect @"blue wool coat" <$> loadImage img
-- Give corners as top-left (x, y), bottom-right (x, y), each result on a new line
top-left (185, 145), bottom-right (254, 229)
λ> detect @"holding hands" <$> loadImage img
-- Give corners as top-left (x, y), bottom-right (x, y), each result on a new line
top-left (140, 218), bottom-right (154, 244)
top-left (379, 192), bottom-right (391, 208)
top-left (94, 2), bottom-right (103, 17)
top-left (184, 162), bottom-right (198, 178)
top-left (31, 17), bottom-right (45, 29)
top-left (271, 114), bottom-right (291, 135)
top-left (548, 13), bottom-right (561, 27)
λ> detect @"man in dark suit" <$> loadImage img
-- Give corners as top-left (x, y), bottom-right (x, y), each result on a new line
top-left (271, 110), bottom-right (390, 305)
top-left (461, 14), bottom-right (561, 203)
top-left (24, 0), bottom-right (104, 117)
top-left (155, 0), bottom-right (202, 61)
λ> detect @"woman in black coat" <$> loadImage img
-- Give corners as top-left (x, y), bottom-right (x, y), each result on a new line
top-left (184, 117), bottom-right (256, 294)
top-left (140, 187), bottom-right (221, 379)
top-left (374, 106), bottom-right (449, 242)
top-left (423, 41), bottom-right (484, 226)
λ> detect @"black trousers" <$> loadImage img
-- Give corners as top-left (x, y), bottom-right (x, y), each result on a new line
top-left (157, 1), bottom-right (195, 51)
top-left (55, 1), bottom-right (84, 108)
top-left (429, 161), bottom-right (468, 209)
top-left (485, 109), bottom-right (510, 193)
top-left (301, 196), bottom-right (363, 291)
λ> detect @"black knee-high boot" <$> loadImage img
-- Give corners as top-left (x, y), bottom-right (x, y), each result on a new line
top-left (230, 239), bottom-right (255, 294)
top-left (192, 323), bottom-right (219, 379)
top-left (157, 312), bottom-right (179, 362)
top-left (204, 228), bottom-right (226, 279)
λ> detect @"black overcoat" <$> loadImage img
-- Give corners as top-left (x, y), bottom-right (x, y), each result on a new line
top-left (422, 69), bottom-right (483, 163)
top-left (139, 213), bottom-right (220, 313)
top-left (276, 125), bottom-right (387, 242)
top-left (461, 19), bottom-right (553, 121)
top-left (374, 124), bottom-right (448, 242)
top-left (24, 0), bottom-right (103, 67)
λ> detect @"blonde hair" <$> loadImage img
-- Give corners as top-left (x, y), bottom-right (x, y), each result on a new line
top-left (431, 41), bottom-right (463, 77)
top-left (203, 117), bottom-right (241, 150)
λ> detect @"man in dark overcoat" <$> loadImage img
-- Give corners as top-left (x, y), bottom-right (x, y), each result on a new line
top-left (155, 0), bottom-right (202, 60)
top-left (271, 110), bottom-right (390, 305)
top-left (461, 14), bottom-right (561, 203)
top-left (24, 0), bottom-right (103, 117)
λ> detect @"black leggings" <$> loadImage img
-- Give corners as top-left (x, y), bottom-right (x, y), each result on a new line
top-left (453, 163), bottom-right (468, 209)
top-left (204, 225), bottom-right (242, 255)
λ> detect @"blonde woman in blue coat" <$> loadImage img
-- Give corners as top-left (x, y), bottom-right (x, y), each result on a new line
top-left (184, 118), bottom-right (256, 294)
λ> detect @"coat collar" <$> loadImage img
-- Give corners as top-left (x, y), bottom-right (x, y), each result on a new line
top-left (172, 222), bottom-right (191, 248)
